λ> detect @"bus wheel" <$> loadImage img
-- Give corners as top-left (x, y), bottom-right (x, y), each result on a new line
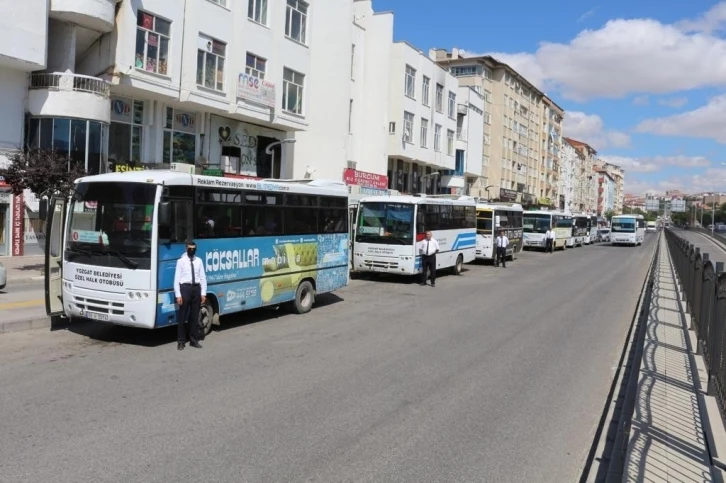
top-left (290, 280), bottom-right (315, 314)
top-left (198, 302), bottom-right (215, 337)
top-left (453, 254), bottom-right (464, 275)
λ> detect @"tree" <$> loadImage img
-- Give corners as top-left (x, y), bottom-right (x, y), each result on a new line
top-left (0, 149), bottom-right (87, 197)
top-left (603, 209), bottom-right (615, 221)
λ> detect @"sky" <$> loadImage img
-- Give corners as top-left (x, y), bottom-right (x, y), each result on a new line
top-left (373, 0), bottom-right (726, 196)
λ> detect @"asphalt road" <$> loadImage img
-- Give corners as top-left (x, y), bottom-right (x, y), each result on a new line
top-left (671, 228), bottom-right (726, 266)
top-left (0, 234), bottom-right (658, 483)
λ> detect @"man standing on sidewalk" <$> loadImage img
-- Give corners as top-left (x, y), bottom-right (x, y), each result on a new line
top-left (495, 230), bottom-right (509, 268)
top-left (173, 240), bottom-right (207, 351)
top-left (418, 231), bottom-right (440, 287)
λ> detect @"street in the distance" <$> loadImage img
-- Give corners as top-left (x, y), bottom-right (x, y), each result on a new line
top-left (0, 235), bottom-right (656, 483)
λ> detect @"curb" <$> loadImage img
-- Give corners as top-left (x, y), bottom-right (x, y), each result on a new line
top-left (2, 276), bottom-right (44, 290)
top-left (0, 316), bottom-right (51, 334)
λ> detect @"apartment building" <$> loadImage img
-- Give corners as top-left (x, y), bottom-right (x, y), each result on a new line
top-left (595, 167), bottom-right (616, 215)
top-left (431, 48), bottom-right (563, 207)
top-left (601, 163), bottom-right (624, 214)
top-left (563, 137), bottom-right (598, 213)
top-left (448, 85), bottom-right (485, 195)
top-left (0, 0), bottom-right (375, 256)
top-left (542, 96), bottom-right (564, 209)
top-left (385, 42), bottom-right (460, 194)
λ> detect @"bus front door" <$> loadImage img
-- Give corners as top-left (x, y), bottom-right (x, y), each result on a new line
top-left (44, 196), bottom-right (67, 317)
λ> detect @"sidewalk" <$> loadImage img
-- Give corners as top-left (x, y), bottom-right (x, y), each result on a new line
top-left (623, 236), bottom-right (721, 481)
top-left (0, 255), bottom-right (45, 287)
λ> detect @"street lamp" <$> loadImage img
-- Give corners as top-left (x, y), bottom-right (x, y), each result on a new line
top-left (265, 138), bottom-right (297, 179)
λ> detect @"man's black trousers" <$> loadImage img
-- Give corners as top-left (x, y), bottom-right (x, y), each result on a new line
top-left (178, 283), bottom-right (201, 344)
top-left (421, 254), bottom-right (437, 284)
top-left (496, 247), bottom-right (507, 266)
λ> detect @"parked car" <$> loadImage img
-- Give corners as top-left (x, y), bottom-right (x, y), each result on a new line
top-left (598, 228), bottom-right (611, 242)
top-left (0, 262), bottom-right (5, 290)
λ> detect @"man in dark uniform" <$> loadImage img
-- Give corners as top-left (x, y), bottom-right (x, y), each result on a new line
top-left (173, 240), bottom-right (207, 350)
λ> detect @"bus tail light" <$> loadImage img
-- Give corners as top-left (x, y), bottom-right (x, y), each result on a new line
top-left (416, 232), bottom-right (426, 242)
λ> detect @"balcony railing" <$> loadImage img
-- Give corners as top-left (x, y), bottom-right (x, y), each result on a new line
top-left (29, 72), bottom-right (111, 98)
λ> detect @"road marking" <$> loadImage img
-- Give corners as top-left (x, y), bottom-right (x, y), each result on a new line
top-left (0, 299), bottom-right (44, 310)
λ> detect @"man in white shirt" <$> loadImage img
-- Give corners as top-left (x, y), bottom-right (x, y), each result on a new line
top-left (495, 229), bottom-right (509, 268)
top-left (545, 228), bottom-right (554, 253)
top-left (417, 231), bottom-right (440, 287)
top-left (173, 240), bottom-right (207, 350)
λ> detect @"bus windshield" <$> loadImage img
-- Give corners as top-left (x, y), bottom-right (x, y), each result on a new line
top-left (523, 214), bottom-right (550, 233)
top-left (612, 220), bottom-right (636, 232)
top-left (477, 211), bottom-right (493, 233)
top-left (64, 182), bottom-right (156, 269)
top-left (356, 202), bottom-right (415, 245)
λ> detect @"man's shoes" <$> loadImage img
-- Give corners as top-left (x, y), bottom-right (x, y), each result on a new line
top-left (177, 342), bottom-right (185, 351)
top-left (420, 282), bottom-right (427, 286)
top-left (431, 283), bottom-right (435, 287)
top-left (190, 341), bottom-right (202, 349)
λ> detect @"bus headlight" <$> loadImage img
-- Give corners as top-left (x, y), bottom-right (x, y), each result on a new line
top-left (127, 291), bottom-right (149, 300)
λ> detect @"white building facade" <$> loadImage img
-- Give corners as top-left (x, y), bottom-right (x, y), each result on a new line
top-left (449, 86), bottom-right (484, 196)
top-left (292, 0), bottom-right (394, 195)
top-left (386, 41), bottom-right (459, 194)
top-left (0, 0), bottom-right (382, 257)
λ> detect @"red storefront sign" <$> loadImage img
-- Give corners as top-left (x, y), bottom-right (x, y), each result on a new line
top-left (12, 192), bottom-right (23, 256)
top-left (343, 168), bottom-right (388, 190)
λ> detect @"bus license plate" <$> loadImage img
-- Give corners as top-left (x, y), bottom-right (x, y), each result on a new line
top-left (85, 311), bottom-right (109, 321)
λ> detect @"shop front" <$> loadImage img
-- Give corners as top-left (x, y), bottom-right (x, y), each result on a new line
top-left (208, 114), bottom-right (286, 179)
top-left (387, 159), bottom-right (442, 195)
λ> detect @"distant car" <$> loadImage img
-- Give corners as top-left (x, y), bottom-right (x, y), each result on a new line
top-left (0, 262), bottom-right (5, 290)
top-left (598, 228), bottom-right (611, 242)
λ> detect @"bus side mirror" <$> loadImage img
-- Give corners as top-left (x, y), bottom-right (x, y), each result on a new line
top-left (39, 199), bottom-right (48, 221)
top-left (158, 201), bottom-right (171, 227)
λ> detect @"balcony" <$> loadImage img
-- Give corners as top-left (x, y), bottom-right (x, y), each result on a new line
top-left (50, 0), bottom-right (117, 33)
top-left (28, 72), bottom-right (111, 123)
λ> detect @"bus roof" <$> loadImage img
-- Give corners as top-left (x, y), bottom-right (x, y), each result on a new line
top-left (476, 202), bottom-right (524, 212)
top-left (612, 214), bottom-right (645, 220)
top-left (74, 170), bottom-right (349, 196)
top-left (524, 210), bottom-right (571, 217)
top-left (358, 195), bottom-right (476, 205)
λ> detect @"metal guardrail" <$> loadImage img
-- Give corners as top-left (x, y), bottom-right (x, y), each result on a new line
top-left (665, 228), bottom-right (726, 418)
top-left (29, 72), bottom-right (110, 98)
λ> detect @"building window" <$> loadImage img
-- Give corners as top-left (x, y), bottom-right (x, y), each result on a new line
top-left (26, 117), bottom-right (108, 175)
top-left (420, 118), bottom-right (428, 148)
top-left (434, 124), bottom-right (442, 151)
top-left (245, 53), bottom-right (266, 79)
top-left (405, 65), bottom-right (416, 98)
top-left (109, 97), bottom-right (144, 169)
top-left (248, 0), bottom-right (267, 24)
top-left (435, 84), bottom-right (443, 112)
top-left (484, 90), bottom-right (491, 102)
top-left (448, 91), bottom-right (456, 118)
top-left (450, 65), bottom-right (482, 77)
top-left (135, 11), bottom-right (170, 75)
top-left (484, 112), bottom-right (491, 125)
top-left (285, 0), bottom-right (308, 44)
top-left (403, 112), bottom-right (414, 143)
top-left (208, 0), bottom-right (228, 5)
top-left (163, 107), bottom-right (197, 165)
top-left (283, 67), bottom-right (305, 114)
top-left (422, 76), bottom-right (430, 106)
top-left (447, 130), bottom-right (454, 155)
top-left (197, 35), bottom-right (226, 91)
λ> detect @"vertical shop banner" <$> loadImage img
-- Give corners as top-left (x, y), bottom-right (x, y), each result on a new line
top-left (12, 192), bottom-right (23, 256)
